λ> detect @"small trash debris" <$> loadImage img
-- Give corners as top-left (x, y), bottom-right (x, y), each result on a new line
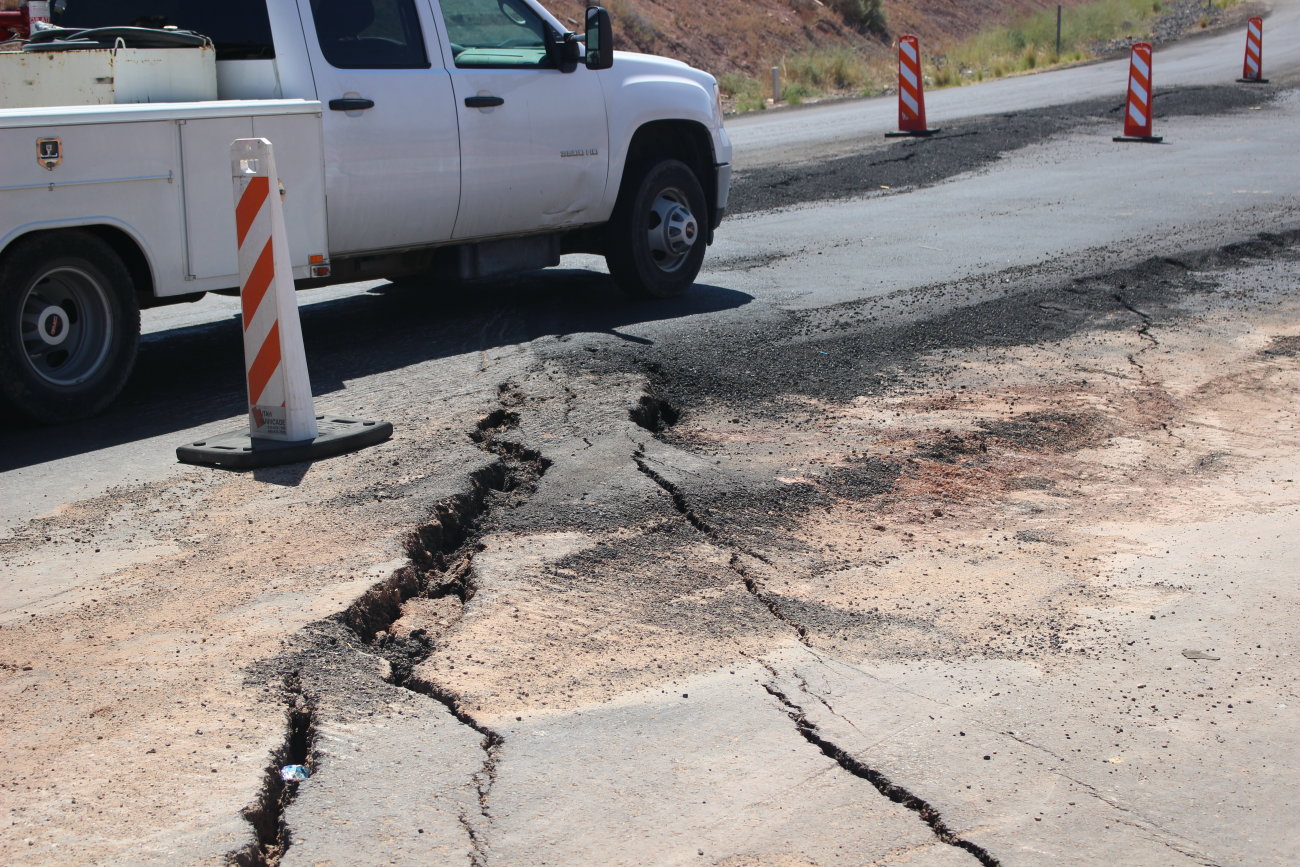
top-left (1182, 649), bottom-right (1220, 660)
top-left (279, 764), bottom-right (310, 782)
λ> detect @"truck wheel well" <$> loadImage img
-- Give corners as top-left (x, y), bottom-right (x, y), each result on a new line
top-left (623, 121), bottom-right (717, 224)
top-left (83, 226), bottom-right (156, 307)
top-left (1, 225), bottom-right (156, 307)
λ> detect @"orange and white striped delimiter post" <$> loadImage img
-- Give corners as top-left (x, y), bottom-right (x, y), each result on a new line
top-left (1240, 17), bottom-right (1267, 83)
top-left (232, 138), bottom-right (318, 442)
top-left (887, 35), bottom-right (938, 137)
top-left (1115, 42), bottom-right (1162, 143)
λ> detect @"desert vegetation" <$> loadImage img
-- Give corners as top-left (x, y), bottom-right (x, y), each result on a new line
top-left (706, 0), bottom-right (1243, 113)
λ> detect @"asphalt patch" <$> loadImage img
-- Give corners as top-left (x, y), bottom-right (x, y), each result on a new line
top-left (582, 229), bottom-right (1300, 413)
top-left (729, 85), bottom-right (1281, 215)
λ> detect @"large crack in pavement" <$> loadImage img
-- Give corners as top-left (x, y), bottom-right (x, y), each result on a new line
top-left (630, 420), bottom-right (814, 648)
top-left (224, 229), bottom-right (1299, 863)
top-left (238, 398), bottom-right (550, 865)
top-left (631, 389), bottom-right (1006, 860)
top-left (231, 677), bottom-right (316, 867)
top-left (763, 680), bottom-right (1001, 866)
top-left (558, 228), bottom-right (1300, 861)
top-left (347, 404), bottom-right (548, 866)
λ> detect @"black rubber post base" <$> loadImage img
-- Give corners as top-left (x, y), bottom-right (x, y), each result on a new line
top-left (1236, 77), bottom-right (1269, 83)
top-left (1113, 135), bottom-right (1165, 143)
top-left (885, 128), bottom-right (941, 138)
top-left (177, 415), bottom-right (393, 469)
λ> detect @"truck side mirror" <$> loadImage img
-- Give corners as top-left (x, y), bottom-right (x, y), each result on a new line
top-left (585, 6), bottom-right (613, 70)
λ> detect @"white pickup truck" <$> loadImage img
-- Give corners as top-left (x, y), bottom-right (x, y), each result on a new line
top-left (0, 0), bottom-right (732, 423)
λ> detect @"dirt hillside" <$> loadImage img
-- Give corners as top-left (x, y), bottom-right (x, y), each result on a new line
top-left (561, 0), bottom-right (1116, 78)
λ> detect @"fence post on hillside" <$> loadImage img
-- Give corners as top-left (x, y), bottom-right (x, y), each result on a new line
top-left (1056, 5), bottom-right (1062, 57)
top-left (771, 66), bottom-right (781, 104)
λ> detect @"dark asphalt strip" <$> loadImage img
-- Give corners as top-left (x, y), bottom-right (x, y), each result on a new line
top-left (728, 84), bottom-right (1282, 215)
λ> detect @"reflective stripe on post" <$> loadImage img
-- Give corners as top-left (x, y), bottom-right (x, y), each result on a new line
top-left (1115, 42), bottom-right (1162, 142)
top-left (886, 35), bottom-right (938, 138)
top-left (231, 138), bottom-right (318, 443)
top-left (1241, 17), bottom-right (1266, 82)
top-left (897, 35), bottom-right (927, 133)
top-left (176, 139), bottom-right (393, 469)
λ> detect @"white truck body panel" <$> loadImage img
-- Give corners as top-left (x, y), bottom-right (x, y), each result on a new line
top-left (601, 51), bottom-right (733, 215)
top-left (431, 0), bottom-right (611, 239)
top-left (447, 64), bottom-right (609, 239)
top-left (0, 100), bottom-right (328, 296)
top-left (297, 0), bottom-right (461, 254)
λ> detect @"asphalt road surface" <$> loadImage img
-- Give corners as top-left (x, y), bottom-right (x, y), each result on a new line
top-left (2, 4), bottom-right (1298, 865)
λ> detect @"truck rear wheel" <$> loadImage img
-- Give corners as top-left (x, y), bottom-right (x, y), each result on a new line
top-left (606, 159), bottom-right (707, 299)
top-left (0, 232), bottom-right (140, 424)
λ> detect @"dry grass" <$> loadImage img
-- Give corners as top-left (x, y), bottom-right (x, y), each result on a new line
top-left (720, 0), bottom-right (1243, 113)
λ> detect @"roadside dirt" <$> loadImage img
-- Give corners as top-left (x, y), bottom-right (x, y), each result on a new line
top-left (438, 230), bottom-right (1297, 711)
top-left (642, 241), bottom-right (1300, 670)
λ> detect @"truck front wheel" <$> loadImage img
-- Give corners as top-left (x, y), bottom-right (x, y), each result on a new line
top-left (0, 232), bottom-right (140, 424)
top-left (606, 159), bottom-right (707, 298)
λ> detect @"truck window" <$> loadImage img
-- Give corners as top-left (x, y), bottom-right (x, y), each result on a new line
top-left (52, 0), bottom-right (275, 60)
top-left (441, 0), bottom-right (550, 69)
top-left (310, 0), bottom-right (429, 69)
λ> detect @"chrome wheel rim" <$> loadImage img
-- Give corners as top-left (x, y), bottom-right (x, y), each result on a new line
top-left (20, 265), bottom-right (113, 387)
top-left (645, 186), bottom-right (699, 273)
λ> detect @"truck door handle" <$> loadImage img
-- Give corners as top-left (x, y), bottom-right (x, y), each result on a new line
top-left (328, 97), bottom-right (375, 111)
top-left (464, 96), bottom-right (505, 108)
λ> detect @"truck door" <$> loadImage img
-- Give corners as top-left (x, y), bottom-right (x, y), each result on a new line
top-left (302, 0), bottom-right (460, 254)
top-left (433, 0), bottom-right (609, 241)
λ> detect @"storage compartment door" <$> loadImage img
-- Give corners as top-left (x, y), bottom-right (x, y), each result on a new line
top-left (180, 114), bottom-right (327, 281)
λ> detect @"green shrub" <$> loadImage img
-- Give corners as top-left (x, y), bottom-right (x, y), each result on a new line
top-left (783, 48), bottom-right (875, 91)
top-left (783, 83), bottom-right (813, 104)
top-left (718, 71), bottom-right (767, 113)
top-left (827, 0), bottom-right (887, 36)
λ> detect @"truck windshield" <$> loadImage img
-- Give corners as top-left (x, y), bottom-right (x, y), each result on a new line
top-left (52, 0), bottom-right (276, 60)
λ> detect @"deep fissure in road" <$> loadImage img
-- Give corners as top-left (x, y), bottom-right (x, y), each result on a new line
top-left (232, 677), bottom-right (316, 867)
top-left (765, 684), bottom-right (1001, 866)
top-left (334, 402), bottom-right (549, 866)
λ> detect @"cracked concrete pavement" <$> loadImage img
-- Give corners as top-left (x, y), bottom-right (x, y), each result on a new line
top-left (260, 240), bottom-right (1300, 864)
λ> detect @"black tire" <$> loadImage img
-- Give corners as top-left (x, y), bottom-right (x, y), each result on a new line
top-left (606, 159), bottom-right (707, 299)
top-left (0, 231), bottom-right (140, 424)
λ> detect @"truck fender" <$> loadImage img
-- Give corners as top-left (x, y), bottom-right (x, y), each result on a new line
top-left (0, 217), bottom-right (158, 305)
